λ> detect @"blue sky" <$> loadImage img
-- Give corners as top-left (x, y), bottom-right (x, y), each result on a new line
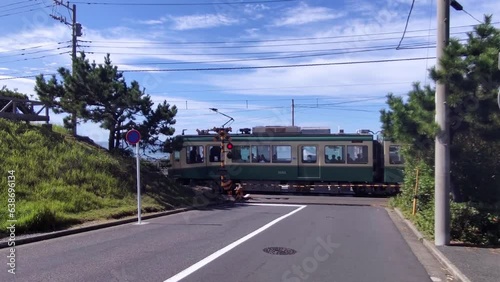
top-left (0, 0), bottom-right (498, 145)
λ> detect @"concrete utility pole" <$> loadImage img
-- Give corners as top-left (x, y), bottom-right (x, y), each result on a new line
top-left (291, 99), bottom-right (295, 126)
top-left (51, 1), bottom-right (82, 136)
top-left (435, 0), bottom-right (451, 246)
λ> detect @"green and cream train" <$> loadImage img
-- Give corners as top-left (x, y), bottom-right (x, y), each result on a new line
top-left (168, 126), bottom-right (405, 195)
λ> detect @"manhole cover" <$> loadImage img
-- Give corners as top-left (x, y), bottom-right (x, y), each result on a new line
top-left (263, 247), bottom-right (297, 255)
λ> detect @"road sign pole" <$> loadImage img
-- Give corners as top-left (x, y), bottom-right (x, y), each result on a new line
top-left (126, 129), bottom-right (142, 225)
top-left (136, 142), bottom-right (141, 224)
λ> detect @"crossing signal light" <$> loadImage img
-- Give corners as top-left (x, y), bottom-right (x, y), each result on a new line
top-left (226, 142), bottom-right (233, 159)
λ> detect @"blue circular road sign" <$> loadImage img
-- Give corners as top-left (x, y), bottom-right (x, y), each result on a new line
top-left (126, 129), bottom-right (141, 145)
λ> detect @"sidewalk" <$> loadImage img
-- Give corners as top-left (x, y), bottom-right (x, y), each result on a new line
top-left (437, 244), bottom-right (500, 282)
top-left (394, 208), bottom-right (500, 282)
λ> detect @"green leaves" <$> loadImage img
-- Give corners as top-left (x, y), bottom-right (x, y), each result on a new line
top-left (383, 16), bottom-right (500, 205)
top-left (34, 52), bottom-right (178, 153)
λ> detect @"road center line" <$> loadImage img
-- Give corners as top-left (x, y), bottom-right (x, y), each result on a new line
top-left (163, 203), bottom-right (307, 282)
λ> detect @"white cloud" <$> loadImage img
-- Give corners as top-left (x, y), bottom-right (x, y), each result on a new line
top-left (170, 14), bottom-right (239, 30)
top-left (0, 76), bottom-right (36, 95)
top-left (272, 2), bottom-right (345, 27)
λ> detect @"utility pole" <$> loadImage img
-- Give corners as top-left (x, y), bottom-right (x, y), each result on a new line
top-left (291, 99), bottom-right (295, 126)
top-left (51, 1), bottom-right (82, 136)
top-left (435, 0), bottom-right (451, 246)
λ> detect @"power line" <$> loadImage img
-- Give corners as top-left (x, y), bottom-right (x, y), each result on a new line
top-left (0, 0), bottom-right (40, 9)
top-left (397, 0), bottom-right (416, 50)
top-left (78, 22), bottom-right (498, 46)
top-left (0, 41), bottom-right (70, 52)
top-left (450, 0), bottom-right (482, 24)
top-left (106, 45), bottom-right (433, 66)
top-left (0, 51), bottom-right (71, 64)
top-left (121, 56), bottom-right (436, 73)
top-left (462, 10), bottom-right (482, 24)
top-left (149, 82), bottom-right (412, 96)
top-left (0, 45), bottom-right (71, 59)
top-left (82, 41), bottom-right (435, 57)
top-left (0, 73), bottom-right (56, 81)
top-left (1, 1), bottom-right (44, 13)
top-left (424, 0), bottom-right (435, 86)
top-left (83, 38), bottom-right (393, 49)
top-left (0, 4), bottom-right (51, 18)
top-left (80, 30), bottom-right (480, 49)
top-left (72, 0), bottom-right (296, 6)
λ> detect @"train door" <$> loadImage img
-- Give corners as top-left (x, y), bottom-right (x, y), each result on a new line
top-left (297, 145), bottom-right (320, 178)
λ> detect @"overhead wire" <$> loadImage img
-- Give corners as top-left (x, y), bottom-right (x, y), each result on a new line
top-left (0, 4), bottom-right (52, 18)
top-left (149, 82), bottom-right (412, 96)
top-left (81, 30), bottom-right (451, 46)
top-left (72, 0), bottom-right (297, 6)
top-left (0, 41), bottom-right (71, 51)
top-left (89, 45), bottom-right (435, 66)
top-left (396, 0), bottom-right (416, 50)
top-left (0, 45), bottom-right (71, 59)
top-left (0, 73), bottom-right (56, 81)
top-left (82, 42), bottom-right (434, 57)
top-left (424, 0), bottom-right (434, 85)
top-left (0, 0), bottom-right (40, 9)
top-left (120, 57), bottom-right (436, 73)
top-left (1, 1), bottom-right (45, 13)
top-left (462, 10), bottom-right (482, 24)
top-left (0, 51), bottom-right (71, 64)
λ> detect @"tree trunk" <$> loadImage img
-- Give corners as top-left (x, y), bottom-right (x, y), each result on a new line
top-left (108, 128), bottom-right (115, 151)
top-left (71, 112), bottom-right (77, 136)
top-left (115, 129), bottom-right (120, 149)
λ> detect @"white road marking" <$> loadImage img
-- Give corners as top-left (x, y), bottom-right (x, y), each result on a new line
top-left (163, 203), bottom-right (307, 282)
top-left (241, 203), bottom-right (305, 207)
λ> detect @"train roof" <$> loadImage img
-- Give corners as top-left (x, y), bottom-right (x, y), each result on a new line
top-left (179, 133), bottom-right (374, 142)
top-left (177, 126), bottom-right (380, 142)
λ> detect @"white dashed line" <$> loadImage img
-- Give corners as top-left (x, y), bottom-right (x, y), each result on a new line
top-left (163, 203), bottom-right (307, 282)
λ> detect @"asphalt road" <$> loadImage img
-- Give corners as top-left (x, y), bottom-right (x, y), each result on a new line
top-left (1, 198), bottom-right (446, 282)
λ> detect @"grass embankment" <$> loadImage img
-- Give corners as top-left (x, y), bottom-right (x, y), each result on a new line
top-left (0, 119), bottom-right (220, 237)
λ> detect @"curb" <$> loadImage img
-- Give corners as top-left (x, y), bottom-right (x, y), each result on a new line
top-left (393, 208), bottom-right (472, 282)
top-left (0, 200), bottom-right (233, 249)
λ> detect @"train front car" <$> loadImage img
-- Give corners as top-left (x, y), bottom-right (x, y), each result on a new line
top-left (223, 126), bottom-right (376, 194)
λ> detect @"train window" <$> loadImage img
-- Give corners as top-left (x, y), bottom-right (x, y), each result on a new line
top-left (208, 145), bottom-right (221, 162)
top-left (186, 146), bottom-right (204, 164)
top-left (272, 145), bottom-right (292, 163)
top-left (174, 151), bottom-right (180, 162)
top-left (325, 145), bottom-right (344, 163)
top-left (347, 145), bottom-right (368, 164)
top-left (232, 146), bottom-right (250, 163)
top-left (251, 145), bottom-right (271, 163)
top-left (389, 145), bottom-right (405, 164)
top-left (301, 146), bottom-right (317, 163)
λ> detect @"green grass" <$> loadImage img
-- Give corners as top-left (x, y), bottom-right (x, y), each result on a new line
top-left (0, 120), bottom-right (221, 237)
